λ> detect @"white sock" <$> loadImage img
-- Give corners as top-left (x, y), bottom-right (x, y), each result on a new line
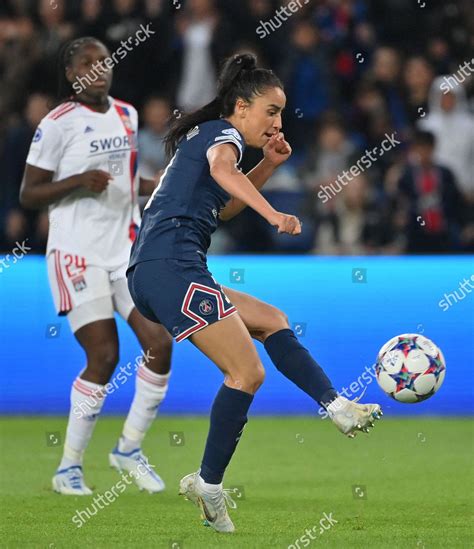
top-left (327, 396), bottom-right (347, 415)
top-left (58, 376), bottom-right (106, 470)
top-left (119, 364), bottom-right (170, 452)
top-left (198, 474), bottom-right (222, 493)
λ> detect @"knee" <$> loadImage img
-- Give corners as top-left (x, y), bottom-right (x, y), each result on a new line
top-left (256, 307), bottom-right (289, 343)
top-left (230, 361), bottom-right (265, 394)
top-left (251, 363), bottom-right (266, 390)
top-left (138, 323), bottom-right (173, 355)
top-left (84, 343), bottom-right (119, 384)
top-left (139, 325), bottom-right (173, 375)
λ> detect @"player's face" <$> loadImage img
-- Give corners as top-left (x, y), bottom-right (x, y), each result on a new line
top-left (238, 87), bottom-right (286, 148)
top-left (67, 42), bottom-right (112, 103)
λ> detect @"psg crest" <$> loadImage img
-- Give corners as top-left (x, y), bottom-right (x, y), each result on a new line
top-left (199, 298), bottom-right (214, 316)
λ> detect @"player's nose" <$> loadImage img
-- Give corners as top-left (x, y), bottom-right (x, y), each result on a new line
top-left (273, 113), bottom-right (282, 131)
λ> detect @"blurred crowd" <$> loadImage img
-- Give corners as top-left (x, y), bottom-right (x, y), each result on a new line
top-left (0, 0), bottom-right (473, 255)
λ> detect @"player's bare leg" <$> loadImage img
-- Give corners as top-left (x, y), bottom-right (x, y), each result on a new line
top-left (179, 313), bottom-right (264, 533)
top-left (223, 287), bottom-right (382, 437)
top-left (53, 319), bottom-right (119, 495)
top-left (110, 309), bottom-right (173, 493)
top-left (127, 308), bottom-right (172, 375)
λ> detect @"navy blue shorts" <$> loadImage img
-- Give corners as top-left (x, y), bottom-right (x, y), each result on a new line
top-left (127, 259), bottom-right (237, 342)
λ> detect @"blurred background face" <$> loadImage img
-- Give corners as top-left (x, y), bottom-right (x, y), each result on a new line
top-left (440, 91), bottom-right (457, 112)
top-left (249, 0), bottom-right (272, 17)
top-left (355, 86), bottom-right (385, 113)
top-left (373, 47), bottom-right (400, 83)
top-left (292, 22), bottom-right (319, 51)
top-left (112, 0), bottom-right (136, 15)
top-left (188, 0), bottom-right (215, 17)
top-left (412, 143), bottom-right (434, 165)
top-left (81, 0), bottom-right (103, 20)
top-left (25, 93), bottom-right (50, 127)
top-left (143, 98), bottom-right (171, 133)
top-left (404, 57), bottom-right (433, 90)
top-left (318, 124), bottom-right (346, 151)
top-left (39, 0), bottom-right (65, 25)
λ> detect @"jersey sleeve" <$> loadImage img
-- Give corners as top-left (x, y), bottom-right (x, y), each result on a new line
top-left (205, 123), bottom-right (244, 164)
top-left (26, 118), bottom-right (65, 173)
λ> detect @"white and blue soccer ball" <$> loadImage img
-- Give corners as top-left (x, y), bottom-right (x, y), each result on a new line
top-left (375, 334), bottom-right (446, 403)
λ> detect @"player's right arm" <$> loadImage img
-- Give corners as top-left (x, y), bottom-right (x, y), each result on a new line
top-left (19, 117), bottom-right (112, 209)
top-left (208, 143), bottom-right (301, 236)
top-left (20, 165), bottom-right (112, 209)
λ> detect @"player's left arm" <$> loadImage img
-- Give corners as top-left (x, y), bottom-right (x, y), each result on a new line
top-left (219, 132), bottom-right (291, 221)
top-left (139, 175), bottom-right (158, 196)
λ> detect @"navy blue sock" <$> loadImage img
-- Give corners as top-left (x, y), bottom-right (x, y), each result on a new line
top-left (200, 384), bottom-right (254, 484)
top-left (264, 329), bottom-right (338, 407)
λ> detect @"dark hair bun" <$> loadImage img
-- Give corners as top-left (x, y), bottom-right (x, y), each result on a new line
top-left (217, 52), bottom-right (257, 97)
top-left (233, 53), bottom-right (257, 71)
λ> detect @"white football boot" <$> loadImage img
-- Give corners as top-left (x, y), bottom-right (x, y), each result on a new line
top-left (179, 471), bottom-right (235, 533)
top-left (52, 465), bottom-right (93, 495)
top-left (109, 447), bottom-right (165, 493)
top-left (328, 395), bottom-right (383, 438)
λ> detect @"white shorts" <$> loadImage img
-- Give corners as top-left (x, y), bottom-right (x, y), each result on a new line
top-left (47, 250), bottom-right (135, 332)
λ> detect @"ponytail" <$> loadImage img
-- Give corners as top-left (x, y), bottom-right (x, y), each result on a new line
top-left (164, 52), bottom-right (283, 157)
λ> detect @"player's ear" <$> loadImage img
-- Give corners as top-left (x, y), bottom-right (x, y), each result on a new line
top-left (235, 98), bottom-right (249, 118)
top-left (65, 66), bottom-right (75, 84)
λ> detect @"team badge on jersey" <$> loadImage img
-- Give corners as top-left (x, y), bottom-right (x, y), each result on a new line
top-left (33, 128), bottom-right (42, 142)
top-left (71, 275), bottom-right (87, 292)
top-left (199, 298), bottom-right (215, 316)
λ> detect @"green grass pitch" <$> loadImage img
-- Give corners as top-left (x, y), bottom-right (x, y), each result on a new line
top-left (0, 417), bottom-right (473, 548)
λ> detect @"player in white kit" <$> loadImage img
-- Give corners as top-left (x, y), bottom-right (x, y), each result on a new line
top-left (20, 37), bottom-right (173, 495)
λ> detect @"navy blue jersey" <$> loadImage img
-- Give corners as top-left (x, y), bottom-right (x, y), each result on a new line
top-left (129, 119), bottom-right (244, 266)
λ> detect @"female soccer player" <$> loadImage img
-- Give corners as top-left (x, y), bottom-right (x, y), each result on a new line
top-left (20, 37), bottom-right (173, 495)
top-left (128, 53), bottom-right (382, 532)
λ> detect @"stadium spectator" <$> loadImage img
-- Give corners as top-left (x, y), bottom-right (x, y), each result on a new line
top-left (402, 56), bottom-right (434, 126)
top-left (1, 93), bottom-right (51, 252)
top-left (76, 0), bottom-right (107, 41)
top-left (418, 77), bottom-right (474, 199)
top-left (280, 19), bottom-right (332, 155)
top-left (175, 0), bottom-right (233, 112)
top-left (138, 96), bottom-right (171, 180)
top-left (369, 46), bottom-right (408, 137)
top-left (391, 130), bottom-right (465, 253)
top-left (301, 116), bottom-right (356, 193)
top-left (311, 172), bottom-right (392, 255)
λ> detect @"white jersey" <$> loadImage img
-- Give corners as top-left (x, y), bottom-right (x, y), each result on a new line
top-left (26, 97), bottom-right (141, 270)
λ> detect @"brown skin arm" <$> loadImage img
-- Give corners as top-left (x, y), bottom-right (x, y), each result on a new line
top-left (138, 169), bottom-right (164, 196)
top-left (208, 143), bottom-right (301, 235)
top-left (219, 157), bottom-right (276, 221)
top-left (19, 164), bottom-right (112, 209)
top-left (219, 132), bottom-right (292, 221)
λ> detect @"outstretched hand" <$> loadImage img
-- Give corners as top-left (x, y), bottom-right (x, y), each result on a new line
top-left (263, 132), bottom-right (292, 167)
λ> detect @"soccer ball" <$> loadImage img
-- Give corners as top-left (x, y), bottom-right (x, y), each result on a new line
top-left (375, 334), bottom-right (446, 403)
